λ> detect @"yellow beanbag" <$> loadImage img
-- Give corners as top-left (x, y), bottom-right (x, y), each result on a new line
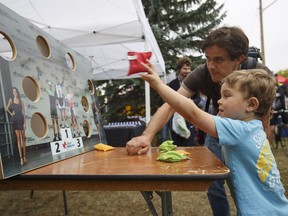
top-left (175, 149), bottom-right (191, 156)
top-left (94, 143), bottom-right (114, 151)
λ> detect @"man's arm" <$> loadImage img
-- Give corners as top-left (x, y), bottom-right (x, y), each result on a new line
top-left (140, 62), bottom-right (217, 139)
top-left (126, 86), bottom-right (193, 155)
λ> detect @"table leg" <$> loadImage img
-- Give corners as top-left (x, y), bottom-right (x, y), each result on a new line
top-left (156, 191), bottom-right (173, 216)
top-left (141, 191), bottom-right (173, 216)
top-left (63, 190), bottom-right (68, 215)
top-left (140, 191), bottom-right (158, 216)
top-left (30, 190), bottom-right (68, 215)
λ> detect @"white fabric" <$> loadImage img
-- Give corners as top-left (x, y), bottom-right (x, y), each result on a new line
top-left (172, 112), bottom-right (191, 139)
top-left (0, 0), bottom-right (165, 80)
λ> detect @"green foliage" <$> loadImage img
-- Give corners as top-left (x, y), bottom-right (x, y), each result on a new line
top-left (95, 79), bottom-right (159, 124)
top-left (96, 0), bottom-right (226, 123)
top-left (142, 0), bottom-right (226, 72)
top-left (277, 69), bottom-right (288, 78)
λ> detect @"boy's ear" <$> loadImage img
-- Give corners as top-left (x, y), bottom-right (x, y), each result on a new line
top-left (247, 97), bottom-right (259, 111)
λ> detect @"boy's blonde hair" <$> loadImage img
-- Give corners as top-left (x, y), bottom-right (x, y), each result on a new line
top-left (223, 69), bottom-right (275, 117)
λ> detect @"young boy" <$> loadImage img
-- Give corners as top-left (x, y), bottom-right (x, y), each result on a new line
top-left (140, 62), bottom-right (288, 215)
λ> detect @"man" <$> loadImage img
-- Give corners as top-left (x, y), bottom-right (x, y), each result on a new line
top-left (126, 26), bottom-right (272, 216)
top-left (55, 75), bottom-right (68, 128)
top-left (166, 57), bottom-right (201, 146)
top-left (45, 80), bottom-right (60, 141)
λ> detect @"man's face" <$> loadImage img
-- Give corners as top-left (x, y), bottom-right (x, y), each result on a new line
top-left (205, 45), bottom-right (243, 82)
top-left (179, 64), bottom-right (191, 78)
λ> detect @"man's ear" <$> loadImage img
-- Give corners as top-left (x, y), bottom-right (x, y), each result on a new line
top-left (247, 97), bottom-right (259, 112)
top-left (237, 54), bottom-right (246, 64)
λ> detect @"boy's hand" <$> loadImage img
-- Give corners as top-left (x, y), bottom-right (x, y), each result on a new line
top-left (140, 60), bottom-right (163, 89)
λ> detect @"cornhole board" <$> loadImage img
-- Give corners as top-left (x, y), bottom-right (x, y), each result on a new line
top-left (0, 3), bottom-right (106, 179)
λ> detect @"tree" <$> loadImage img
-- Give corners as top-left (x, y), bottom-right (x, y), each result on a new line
top-left (277, 69), bottom-right (288, 78)
top-left (142, 0), bottom-right (226, 72)
top-left (95, 79), bottom-right (159, 124)
top-left (96, 0), bottom-right (226, 123)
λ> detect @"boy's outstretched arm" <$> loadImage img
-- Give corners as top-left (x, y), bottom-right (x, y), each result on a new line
top-left (141, 60), bottom-right (217, 138)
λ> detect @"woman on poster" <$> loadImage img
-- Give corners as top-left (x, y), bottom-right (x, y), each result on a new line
top-left (6, 87), bottom-right (27, 166)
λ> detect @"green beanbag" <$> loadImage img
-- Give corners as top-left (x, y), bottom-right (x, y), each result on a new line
top-left (157, 151), bottom-right (189, 162)
top-left (158, 140), bottom-right (177, 153)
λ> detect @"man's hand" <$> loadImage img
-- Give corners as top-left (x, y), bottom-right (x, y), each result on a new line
top-left (126, 135), bottom-right (151, 155)
top-left (126, 60), bottom-right (169, 155)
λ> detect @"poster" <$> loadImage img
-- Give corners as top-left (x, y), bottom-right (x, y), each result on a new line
top-left (0, 3), bottom-right (105, 179)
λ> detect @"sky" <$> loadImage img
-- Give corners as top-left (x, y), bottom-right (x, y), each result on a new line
top-left (217, 0), bottom-right (288, 72)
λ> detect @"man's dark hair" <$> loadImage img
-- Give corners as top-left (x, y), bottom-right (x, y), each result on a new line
top-left (175, 57), bottom-right (192, 72)
top-left (201, 26), bottom-right (249, 60)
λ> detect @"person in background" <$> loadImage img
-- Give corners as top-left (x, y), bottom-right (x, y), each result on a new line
top-left (166, 57), bottom-right (202, 146)
top-left (268, 74), bottom-right (288, 148)
top-left (126, 26), bottom-right (272, 216)
top-left (6, 87), bottom-right (27, 166)
top-left (268, 77), bottom-right (280, 147)
top-left (140, 62), bottom-right (288, 215)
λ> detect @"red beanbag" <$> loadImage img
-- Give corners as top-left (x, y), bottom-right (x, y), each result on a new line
top-left (127, 51), bottom-right (152, 76)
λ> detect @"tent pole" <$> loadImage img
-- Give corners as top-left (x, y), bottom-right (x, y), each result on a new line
top-left (145, 81), bottom-right (151, 123)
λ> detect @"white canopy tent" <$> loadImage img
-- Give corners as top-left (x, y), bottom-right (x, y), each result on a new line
top-left (0, 0), bottom-right (166, 121)
top-left (0, 0), bottom-right (165, 79)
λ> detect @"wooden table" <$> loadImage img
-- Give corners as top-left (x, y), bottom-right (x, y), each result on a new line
top-left (0, 146), bottom-right (230, 215)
